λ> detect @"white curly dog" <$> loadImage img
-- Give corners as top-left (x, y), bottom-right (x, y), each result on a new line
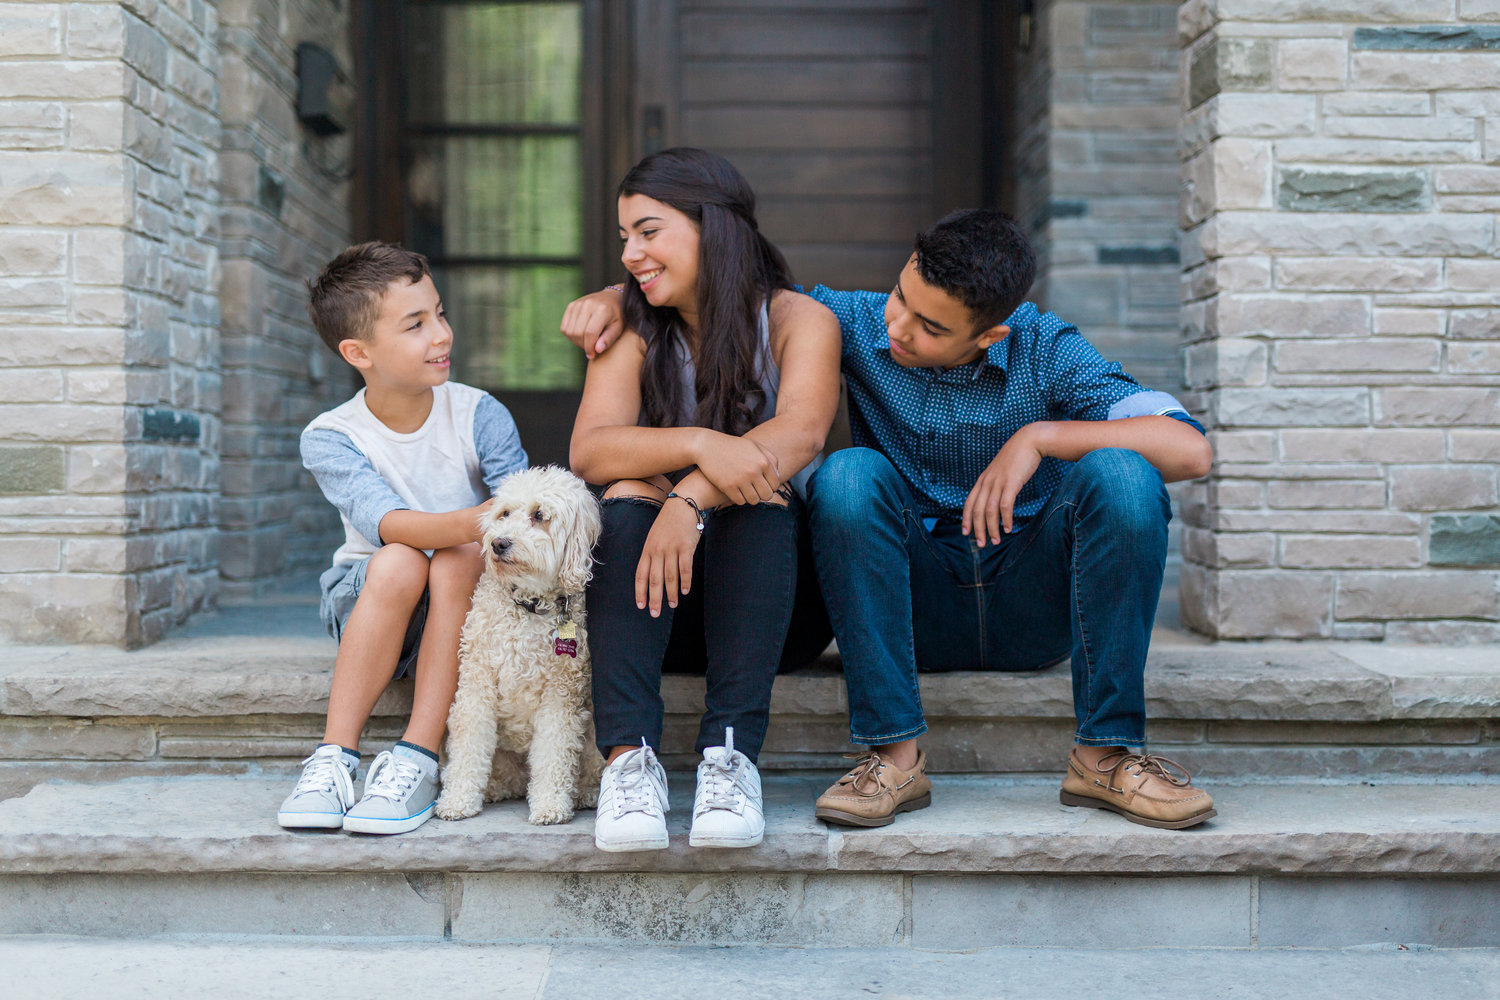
top-left (435, 466), bottom-right (605, 825)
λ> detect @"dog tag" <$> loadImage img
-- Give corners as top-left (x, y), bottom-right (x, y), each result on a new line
top-left (554, 636), bottom-right (579, 658)
top-left (557, 619), bottom-right (578, 641)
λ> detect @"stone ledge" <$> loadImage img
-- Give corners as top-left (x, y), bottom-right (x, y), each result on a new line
top-left (3, 635), bottom-right (1497, 723)
top-left (2, 774), bottom-right (1498, 877)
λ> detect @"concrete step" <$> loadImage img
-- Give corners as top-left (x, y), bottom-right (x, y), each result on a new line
top-left (2, 773), bottom-right (1498, 949)
top-left (2, 938), bottom-right (1496, 1000)
top-left (4, 602), bottom-right (1499, 791)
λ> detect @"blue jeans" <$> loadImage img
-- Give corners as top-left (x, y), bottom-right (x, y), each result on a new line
top-left (806, 447), bottom-right (1169, 749)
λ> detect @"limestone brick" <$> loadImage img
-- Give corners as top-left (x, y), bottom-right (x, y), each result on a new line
top-left (1267, 479), bottom-right (1387, 510)
top-left (1278, 38), bottom-right (1346, 90)
top-left (1278, 429), bottom-right (1446, 464)
top-left (1274, 339), bottom-right (1442, 374)
top-left (1336, 572), bottom-right (1500, 621)
top-left (0, 4), bottom-right (63, 58)
top-left (1389, 466), bottom-right (1499, 512)
top-left (1451, 430), bottom-right (1500, 462)
top-left (1281, 535), bottom-right (1422, 569)
top-left (1375, 388), bottom-right (1500, 427)
top-left (1447, 342), bottom-right (1500, 375)
top-left (1214, 569), bottom-right (1335, 639)
top-left (1213, 387), bottom-right (1370, 427)
top-left (1273, 257), bottom-right (1439, 294)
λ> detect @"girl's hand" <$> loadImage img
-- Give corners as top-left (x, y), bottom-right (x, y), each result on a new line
top-left (694, 434), bottom-right (781, 505)
top-left (635, 498), bottom-right (703, 617)
top-left (560, 288), bottom-right (626, 359)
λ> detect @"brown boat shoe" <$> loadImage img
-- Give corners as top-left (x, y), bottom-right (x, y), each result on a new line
top-left (1059, 747), bottom-right (1216, 830)
top-left (814, 749), bottom-right (932, 828)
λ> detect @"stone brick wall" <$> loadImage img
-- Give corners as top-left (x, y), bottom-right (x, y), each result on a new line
top-left (0, 1), bottom-right (350, 644)
top-left (217, 0), bottom-right (353, 597)
top-left (0, 0), bottom-right (222, 645)
top-left (1178, 1), bottom-right (1500, 642)
top-left (1044, 0), bottom-right (1183, 391)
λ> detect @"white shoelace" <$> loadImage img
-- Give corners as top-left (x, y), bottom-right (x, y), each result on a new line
top-left (696, 727), bottom-right (751, 814)
top-left (361, 751), bottom-right (425, 803)
top-left (608, 741), bottom-right (668, 817)
top-left (294, 748), bottom-right (354, 803)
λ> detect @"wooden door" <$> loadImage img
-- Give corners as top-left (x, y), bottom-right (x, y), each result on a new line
top-left (358, 1), bottom-right (1007, 464)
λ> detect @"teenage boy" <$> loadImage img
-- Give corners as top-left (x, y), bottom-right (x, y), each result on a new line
top-left (561, 210), bottom-right (1215, 830)
top-left (280, 242), bottom-right (527, 834)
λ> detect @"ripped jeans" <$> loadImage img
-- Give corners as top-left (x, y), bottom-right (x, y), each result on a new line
top-left (586, 491), bottom-right (831, 763)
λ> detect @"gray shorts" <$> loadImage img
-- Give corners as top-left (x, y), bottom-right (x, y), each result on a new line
top-left (319, 557), bottom-right (429, 679)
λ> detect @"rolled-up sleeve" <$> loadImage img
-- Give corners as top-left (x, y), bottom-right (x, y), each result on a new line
top-left (300, 428), bottom-right (408, 545)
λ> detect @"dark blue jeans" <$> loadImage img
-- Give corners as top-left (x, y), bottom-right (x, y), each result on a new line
top-left (806, 447), bottom-right (1169, 749)
top-left (587, 493), bottom-right (831, 763)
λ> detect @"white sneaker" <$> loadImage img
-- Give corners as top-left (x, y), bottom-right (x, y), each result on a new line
top-left (277, 744), bottom-right (356, 829)
top-left (342, 749), bottom-right (439, 835)
top-left (689, 727), bottom-right (764, 848)
top-left (594, 741), bottom-right (670, 852)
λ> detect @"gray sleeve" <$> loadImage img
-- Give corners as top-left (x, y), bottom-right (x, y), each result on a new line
top-left (474, 393), bottom-right (529, 492)
top-left (300, 428), bottom-right (408, 544)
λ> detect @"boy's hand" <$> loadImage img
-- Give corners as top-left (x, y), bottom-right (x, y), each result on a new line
top-left (963, 424), bottom-right (1047, 546)
top-left (561, 288), bottom-right (626, 359)
top-left (636, 499), bottom-right (703, 617)
top-left (469, 498), bottom-right (495, 543)
top-left (695, 434), bottom-right (781, 505)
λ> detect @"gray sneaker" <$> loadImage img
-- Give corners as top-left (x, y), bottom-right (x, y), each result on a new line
top-left (342, 750), bottom-right (438, 835)
top-left (277, 744), bottom-right (356, 829)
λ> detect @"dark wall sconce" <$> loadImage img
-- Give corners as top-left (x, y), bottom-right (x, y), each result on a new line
top-left (296, 42), bottom-right (353, 136)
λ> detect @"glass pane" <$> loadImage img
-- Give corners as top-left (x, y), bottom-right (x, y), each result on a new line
top-left (407, 136), bottom-right (581, 259)
top-left (435, 265), bottom-right (583, 390)
top-left (406, 3), bottom-right (581, 126)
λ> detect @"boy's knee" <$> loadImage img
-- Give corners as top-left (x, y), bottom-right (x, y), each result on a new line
top-left (365, 543), bottom-right (430, 598)
top-left (429, 542), bottom-right (484, 590)
top-left (809, 448), bottom-right (898, 518)
top-left (1075, 449), bottom-right (1169, 531)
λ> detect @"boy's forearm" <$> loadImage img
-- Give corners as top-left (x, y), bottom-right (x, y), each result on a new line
top-left (377, 506), bottom-right (485, 550)
top-left (1027, 416), bottom-right (1212, 483)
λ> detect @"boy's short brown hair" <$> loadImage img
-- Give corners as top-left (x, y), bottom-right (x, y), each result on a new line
top-left (307, 242), bottom-right (432, 353)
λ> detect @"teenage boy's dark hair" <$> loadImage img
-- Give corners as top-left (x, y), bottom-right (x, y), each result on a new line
top-left (307, 242), bottom-right (431, 354)
top-left (913, 209), bottom-right (1036, 335)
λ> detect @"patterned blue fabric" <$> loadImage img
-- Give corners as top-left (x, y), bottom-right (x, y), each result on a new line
top-left (806, 286), bottom-right (1204, 525)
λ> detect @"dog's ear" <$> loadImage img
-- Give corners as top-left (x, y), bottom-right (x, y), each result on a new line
top-left (558, 483), bottom-right (602, 593)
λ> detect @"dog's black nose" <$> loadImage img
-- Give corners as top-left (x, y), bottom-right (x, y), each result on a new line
top-left (491, 537), bottom-right (512, 558)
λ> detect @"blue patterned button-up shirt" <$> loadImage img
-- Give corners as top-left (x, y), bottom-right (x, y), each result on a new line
top-left (807, 286), bottom-right (1203, 525)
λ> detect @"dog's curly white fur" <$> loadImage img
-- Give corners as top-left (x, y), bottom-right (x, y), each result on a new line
top-left (436, 466), bottom-right (604, 825)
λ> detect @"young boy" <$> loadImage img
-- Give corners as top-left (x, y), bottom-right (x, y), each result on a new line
top-left (561, 210), bottom-right (1216, 830)
top-left (279, 242), bottom-right (527, 834)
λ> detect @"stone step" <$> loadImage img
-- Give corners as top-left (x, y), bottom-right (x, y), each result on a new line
top-left (4, 605), bottom-right (1499, 791)
top-left (2, 773), bottom-right (1498, 949)
top-left (2, 938), bottom-right (1495, 1000)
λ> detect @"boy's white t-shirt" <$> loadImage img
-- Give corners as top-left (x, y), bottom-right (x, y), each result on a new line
top-left (301, 381), bottom-right (527, 567)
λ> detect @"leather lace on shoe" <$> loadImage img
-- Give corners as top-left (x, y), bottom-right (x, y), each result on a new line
top-left (608, 741), bottom-right (669, 818)
top-left (292, 747), bottom-right (355, 804)
top-left (360, 752), bottom-right (426, 805)
top-left (838, 751), bottom-right (908, 798)
top-left (1092, 750), bottom-right (1194, 790)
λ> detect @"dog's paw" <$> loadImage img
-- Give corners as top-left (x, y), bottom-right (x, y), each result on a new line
top-left (527, 804), bottom-right (575, 826)
top-left (574, 788), bottom-right (599, 809)
top-left (435, 792), bottom-right (482, 821)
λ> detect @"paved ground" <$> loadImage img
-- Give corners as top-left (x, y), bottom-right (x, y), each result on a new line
top-left (1, 938), bottom-right (1496, 1000)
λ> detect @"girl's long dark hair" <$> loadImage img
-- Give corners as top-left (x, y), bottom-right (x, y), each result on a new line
top-left (619, 147), bottom-right (794, 436)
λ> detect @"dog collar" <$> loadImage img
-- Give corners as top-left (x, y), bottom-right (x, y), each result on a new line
top-left (512, 591), bottom-right (571, 621)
